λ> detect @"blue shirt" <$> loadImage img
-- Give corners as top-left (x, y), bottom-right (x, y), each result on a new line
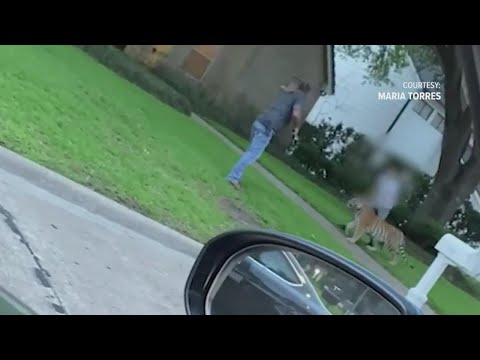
top-left (257, 89), bottom-right (305, 132)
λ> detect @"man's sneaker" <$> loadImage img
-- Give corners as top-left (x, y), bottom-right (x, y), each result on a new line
top-left (228, 179), bottom-right (241, 190)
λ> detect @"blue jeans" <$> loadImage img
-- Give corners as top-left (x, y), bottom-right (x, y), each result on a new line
top-left (227, 120), bottom-right (273, 182)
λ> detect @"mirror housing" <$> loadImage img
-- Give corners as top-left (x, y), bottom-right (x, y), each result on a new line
top-left (184, 230), bottom-right (422, 315)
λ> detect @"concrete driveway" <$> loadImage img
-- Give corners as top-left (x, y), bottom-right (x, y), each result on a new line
top-left (0, 148), bottom-right (202, 315)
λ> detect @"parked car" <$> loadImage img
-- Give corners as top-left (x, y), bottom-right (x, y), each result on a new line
top-left (210, 249), bottom-right (332, 315)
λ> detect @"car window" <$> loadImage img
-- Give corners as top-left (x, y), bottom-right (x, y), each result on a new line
top-left (251, 250), bottom-right (301, 284)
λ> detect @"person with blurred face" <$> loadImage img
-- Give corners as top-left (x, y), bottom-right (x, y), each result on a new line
top-left (365, 163), bottom-right (403, 249)
top-left (370, 164), bottom-right (402, 219)
top-left (227, 77), bottom-right (311, 190)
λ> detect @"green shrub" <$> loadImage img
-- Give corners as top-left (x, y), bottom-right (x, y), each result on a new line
top-left (449, 201), bottom-right (480, 244)
top-left (406, 217), bottom-right (447, 249)
top-left (77, 46), bottom-right (192, 115)
top-left (153, 64), bottom-right (258, 138)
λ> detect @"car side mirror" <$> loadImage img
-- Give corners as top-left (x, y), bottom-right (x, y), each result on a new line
top-left (184, 230), bottom-right (422, 315)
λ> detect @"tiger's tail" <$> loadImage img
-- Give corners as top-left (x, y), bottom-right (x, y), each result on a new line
top-left (399, 239), bottom-right (414, 269)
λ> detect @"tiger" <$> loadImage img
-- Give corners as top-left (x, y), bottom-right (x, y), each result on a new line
top-left (345, 197), bottom-right (367, 236)
top-left (345, 197), bottom-right (414, 269)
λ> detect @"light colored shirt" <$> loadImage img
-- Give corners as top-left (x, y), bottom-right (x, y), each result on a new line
top-left (371, 173), bottom-right (402, 210)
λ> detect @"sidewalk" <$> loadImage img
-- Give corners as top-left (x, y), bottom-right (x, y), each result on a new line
top-left (191, 113), bottom-right (436, 315)
top-left (0, 146), bottom-right (200, 314)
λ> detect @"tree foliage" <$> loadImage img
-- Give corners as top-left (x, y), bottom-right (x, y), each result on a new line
top-left (336, 45), bottom-right (442, 86)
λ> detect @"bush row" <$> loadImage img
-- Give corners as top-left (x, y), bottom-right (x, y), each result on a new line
top-left (76, 45), bottom-right (192, 116)
top-left (151, 65), bottom-right (259, 138)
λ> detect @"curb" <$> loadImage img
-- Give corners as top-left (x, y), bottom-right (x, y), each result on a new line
top-left (0, 146), bottom-right (203, 259)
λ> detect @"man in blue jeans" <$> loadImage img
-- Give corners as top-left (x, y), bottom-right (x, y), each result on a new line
top-left (227, 77), bottom-right (310, 190)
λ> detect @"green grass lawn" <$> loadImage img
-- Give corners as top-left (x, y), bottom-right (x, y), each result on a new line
top-left (0, 45), bottom-right (353, 263)
top-left (356, 241), bottom-right (480, 315)
top-left (205, 118), bottom-right (480, 315)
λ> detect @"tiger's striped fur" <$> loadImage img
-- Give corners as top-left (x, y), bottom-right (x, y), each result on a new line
top-left (346, 198), bottom-right (413, 268)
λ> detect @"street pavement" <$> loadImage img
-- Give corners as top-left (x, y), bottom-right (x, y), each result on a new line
top-left (0, 154), bottom-right (200, 315)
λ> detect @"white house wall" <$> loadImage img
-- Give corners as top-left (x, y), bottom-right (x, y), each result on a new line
top-left (382, 109), bottom-right (442, 176)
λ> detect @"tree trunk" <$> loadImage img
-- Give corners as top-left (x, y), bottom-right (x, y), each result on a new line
top-left (415, 45), bottom-right (480, 223)
top-left (415, 107), bottom-right (471, 221)
top-left (415, 45), bottom-right (470, 221)
top-left (419, 154), bottom-right (480, 223)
